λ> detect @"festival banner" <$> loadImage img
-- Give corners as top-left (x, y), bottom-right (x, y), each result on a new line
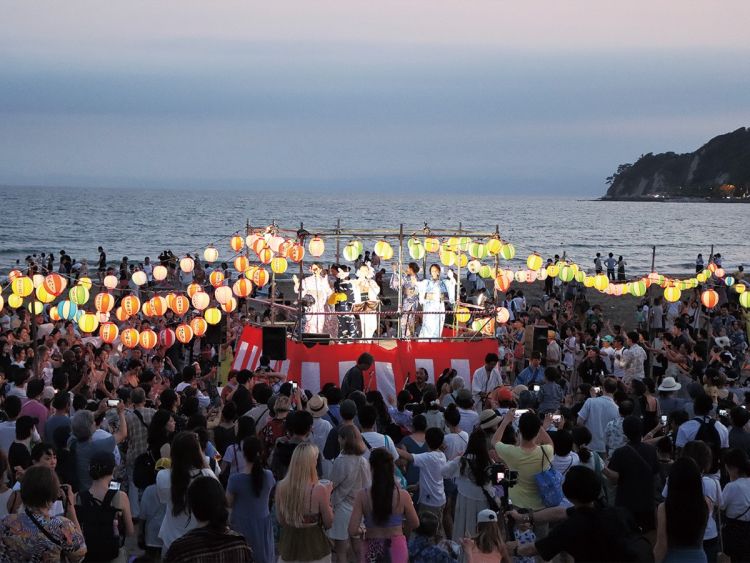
top-left (233, 325), bottom-right (497, 394)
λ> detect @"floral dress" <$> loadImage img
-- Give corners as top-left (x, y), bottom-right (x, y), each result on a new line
top-left (0, 510), bottom-right (87, 562)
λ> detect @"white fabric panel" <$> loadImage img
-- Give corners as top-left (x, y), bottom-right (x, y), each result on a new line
top-left (451, 359), bottom-right (471, 383)
top-left (375, 361), bottom-right (397, 402)
top-left (233, 341), bottom-right (249, 370)
top-left (415, 359), bottom-right (435, 384)
top-left (301, 362), bottom-right (321, 393)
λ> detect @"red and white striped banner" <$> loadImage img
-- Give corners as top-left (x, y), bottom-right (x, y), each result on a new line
top-left (233, 326), bottom-right (497, 394)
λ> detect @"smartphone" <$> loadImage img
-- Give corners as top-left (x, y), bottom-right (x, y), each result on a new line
top-left (108, 481), bottom-right (121, 491)
top-left (291, 382), bottom-right (298, 391)
top-left (593, 387), bottom-right (601, 395)
top-left (719, 409), bottom-right (728, 417)
top-left (107, 399), bottom-right (120, 407)
top-left (533, 385), bottom-right (541, 392)
top-left (552, 415), bottom-right (562, 423)
top-left (495, 471), bottom-right (505, 484)
top-left (514, 409), bottom-right (529, 418)
top-left (660, 415), bottom-right (668, 425)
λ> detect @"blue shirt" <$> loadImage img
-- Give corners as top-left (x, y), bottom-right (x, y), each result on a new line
top-left (516, 365), bottom-right (545, 386)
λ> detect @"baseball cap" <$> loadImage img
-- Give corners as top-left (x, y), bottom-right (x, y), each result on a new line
top-left (477, 509), bottom-right (499, 523)
top-left (497, 386), bottom-right (513, 403)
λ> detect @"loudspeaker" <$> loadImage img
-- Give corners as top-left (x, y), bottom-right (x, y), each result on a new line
top-left (262, 326), bottom-right (287, 361)
top-left (533, 326), bottom-right (548, 356)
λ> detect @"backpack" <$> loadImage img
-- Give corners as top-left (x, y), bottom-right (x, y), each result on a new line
top-left (132, 451), bottom-right (157, 489)
top-left (76, 489), bottom-right (122, 562)
top-left (261, 418), bottom-right (286, 457)
top-left (693, 417), bottom-right (721, 474)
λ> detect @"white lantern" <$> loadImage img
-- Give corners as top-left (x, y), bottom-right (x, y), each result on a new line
top-left (214, 285), bottom-right (233, 305)
top-left (152, 265), bottom-right (168, 281)
top-left (203, 246), bottom-right (219, 263)
top-left (191, 291), bottom-right (210, 310)
top-left (131, 271), bottom-right (148, 286)
top-left (103, 275), bottom-right (118, 290)
top-left (180, 257), bottom-right (195, 273)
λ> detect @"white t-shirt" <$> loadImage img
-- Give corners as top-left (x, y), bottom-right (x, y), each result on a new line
top-left (413, 450), bottom-right (447, 507)
top-left (457, 408), bottom-right (479, 434)
top-left (361, 431), bottom-right (398, 461)
top-left (11, 482), bottom-right (64, 517)
top-left (578, 396), bottom-right (619, 453)
top-left (722, 477), bottom-right (750, 520)
top-left (552, 452), bottom-right (580, 476)
top-left (157, 467), bottom-right (218, 550)
top-left (675, 417), bottom-right (730, 449)
top-left (443, 431), bottom-right (469, 460)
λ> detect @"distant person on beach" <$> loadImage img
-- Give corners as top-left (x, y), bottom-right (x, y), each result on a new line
top-left (696, 253), bottom-right (704, 273)
top-left (97, 246), bottom-right (106, 280)
top-left (617, 256), bottom-right (627, 280)
top-left (594, 253), bottom-right (603, 274)
top-left (604, 253), bottom-right (617, 281)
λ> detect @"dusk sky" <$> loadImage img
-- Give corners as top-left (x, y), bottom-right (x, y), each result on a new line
top-left (2, 1), bottom-right (749, 195)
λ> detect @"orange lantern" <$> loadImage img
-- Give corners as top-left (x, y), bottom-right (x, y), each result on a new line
top-left (287, 244), bottom-right (305, 263)
top-left (245, 233), bottom-right (261, 250)
top-left (221, 297), bottom-right (238, 313)
top-left (95, 292), bottom-right (115, 313)
top-left (159, 328), bottom-right (176, 348)
top-left (172, 295), bottom-right (191, 316)
top-left (139, 329), bottom-right (158, 349)
top-left (149, 296), bottom-right (168, 316)
top-left (192, 292), bottom-right (210, 310)
top-left (121, 328), bottom-right (140, 349)
top-left (257, 246), bottom-right (273, 264)
top-left (250, 237), bottom-right (266, 255)
top-left (714, 268), bottom-right (725, 278)
top-left (495, 307), bottom-right (510, 324)
top-left (204, 307), bottom-right (222, 325)
top-left (278, 240), bottom-right (293, 257)
top-left (8, 269), bottom-right (22, 282)
top-left (141, 300), bottom-right (155, 317)
top-left (252, 268), bottom-right (269, 287)
top-left (232, 278), bottom-right (253, 297)
top-left (49, 307), bottom-right (61, 321)
top-left (165, 292), bottom-right (177, 310)
top-left (43, 273), bottom-right (67, 296)
top-left (115, 306), bottom-right (130, 322)
top-left (230, 235), bottom-right (245, 252)
top-left (494, 273), bottom-right (511, 292)
top-left (701, 289), bottom-right (719, 309)
top-left (187, 283), bottom-right (202, 298)
top-left (308, 236), bottom-right (325, 257)
top-left (99, 322), bottom-right (119, 344)
top-left (209, 270), bottom-right (225, 288)
top-left (233, 256), bottom-right (249, 273)
top-left (175, 324), bottom-right (194, 344)
top-left (190, 317), bottom-right (208, 337)
top-left (121, 295), bottom-right (141, 316)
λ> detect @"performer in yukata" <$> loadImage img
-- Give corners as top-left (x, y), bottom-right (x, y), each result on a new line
top-left (352, 263), bottom-right (381, 341)
top-left (390, 261), bottom-right (421, 338)
top-left (332, 265), bottom-right (359, 340)
top-left (417, 264), bottom-right (456, 339)
top-left (293, 262), bottom-right (334, 335)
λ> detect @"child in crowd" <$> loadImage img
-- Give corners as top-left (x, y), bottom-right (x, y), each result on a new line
top-left (461, 509), bottom-right (510, 563)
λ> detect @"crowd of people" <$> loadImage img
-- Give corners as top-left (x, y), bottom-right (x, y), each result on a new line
top-left (0, 245), bottom-right (748, 562)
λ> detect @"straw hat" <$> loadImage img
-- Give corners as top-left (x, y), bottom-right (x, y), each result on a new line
top-left (479, 409), bottom-right (501, 430)
top-left (657, 377), bottom-right (681, 392)
top-left (306, 395), bottom-right (329, 418)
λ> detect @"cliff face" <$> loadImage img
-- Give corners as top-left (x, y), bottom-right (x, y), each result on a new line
top-left (604, 127), bottom-right (750, 199)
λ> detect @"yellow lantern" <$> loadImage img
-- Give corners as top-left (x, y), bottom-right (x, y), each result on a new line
top-left (499, 243), bottom-right (516, 260)
top-left (455, 307), bottom-right (471, 323)
top-left (103, 275), bottom-right (119, 290)
top-left (343, 243), bottom-right (359, 262)
top-left (35, 285), bottom-right (55, 304)
top-left (526, 253), bottom-right (543, 271)
top-left (221, 297), bottom-right (238, 313)
top-left (78, 277), bottom-right (92, 290)
top-left (664, 286), bottom-right (681, 303)
top-left (479, 265), bottom-right (492, 279)
top-left (440, 250), bottom-right (456, 267)
top-left (192, 292), bottom-right (210, 310)
top-left (271, 257), bottom-right (288, 274)
top-left (139, 329), bottom-right (158, 350)
top-left (204, 307), bottom-right (222, 325)
top-left (175, 323), bottom-right (194, 344)
top-left (78, 312), bottom-right (99, 334)
top-left (408, 239), bottom-right (426, 260)
top-left (424, 237), bottom-right (440, 253)
top-left (26, 301), bottom-right (43, 315)
top-left (69, 285), bottom-right (90, 305)
top-left (11, 276), bottom-right (34, 297)
top-left (736, 284), bottom-right (746, 294)
top-left (630, 280), bottom-right (647, 297)
top-left (152, 265), bottom-right (168, 281)
top-left (486, 238), bottom-right (502, 255)
top-left (457, 253), bottom-right (468, 268)
top-left (593, 273), bottom-right (609, 292)
top-left (458, 237), bottom-right (471, 252)
top-left (99, 322), bottom-right (119, 344)
top-left (230, 235), bottom-right (245, 252)
top-left (574, 270), bottom-right (585, 283)
top-left (739, 291), bottom-right (750, 308)
top-left (215, 286), bottom-right (233, 305)
top-left (469, 243), bottom-right (487, 259)
top-left (546, 264), bottom-right (559, 278)
top-left (204, 246), bottom-right (219, 263)
top-left (559, 265), bottom-right (575, 282)
top-left (180, 257), bottom-right (195, 273)
top-left (8, 294), bottom-right (23, 309)
top-left (308, 236), bottom-right (325, 257)
top-left (374, 240), bottom-right (393, 260)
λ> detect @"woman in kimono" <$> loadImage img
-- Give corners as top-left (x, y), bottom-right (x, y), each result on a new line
top-left (333, 265), bottom-right (359, 340)
top-left (293, 262), bottom-right (334, 335)
top-left (352, 264), bottom-right (380, 340)
top-left (390, 261), bottom-right (421, 338)
top-left (418, 264), bottom-right (456, 339)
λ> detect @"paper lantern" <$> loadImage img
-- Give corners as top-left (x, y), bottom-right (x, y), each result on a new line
top-left (739, 291), bottom-right (750, 308)
top-left (271, 257), bottom-right (288, 274)
top-left (141, 300), bottom-right (155, 317)
top-left (152, 265), bottom-right (168, 281)
top-left (204, 246), bottom-right (219, 263)
top-left (99, 323), bottom-right (119, 344)
top-left (736, 284), bottom-right (746, 294)
top-left (69, 285), bottom-right (90, 305)
top-left (11, 276), bottom-right (33, 297)
top-left (250, 237), bottom-right (266, 255)
top-left (252, 268), bottom-right (269, 287)
top-left (234, 256), bottom-right (249, 273)
top-left (78, 312), bottom-right (99, 334)
top-left (458, 237), bottom-right (472, 252)
top-left (7, 294), bottom-right (22, 309)
top-left (122, 295), bottom-right (141, 316)
top-left (499, 243), bottom-right (516, 260)
top-left (187, 283), bottom-right (202, 298)
top-left (54, 299), bottom-right (76, 321)
top-left (121, 328), bottom-right (140, 348)
top-left (308, 236), bottom-right (325, 257)
top-left (495, 307), bottom-right (510, 324)
top-left (514, 270), bottom-right (526, 283)
top-left (159, 328), bottom-right (176, 348)
top-left (494, 273), bottom-right (511, 292)
top-left (180, 257), bottom-right (195, 273)
top-left (78, 277), bottom-right (92, 290)
top-left (244, 266), bottom-right (257, 281)
top-left (537, 268), bottom-right (549, 281)
top-left (374, 241), bottom-right (393, 260)
top-left (209, 270), bottom-right (225, 288)
top-left (150, 296), bottom-right (168, 316)
top-left (95, 292), bottom-right (115, 313)
top-left (165, 293), bottom-right (177, 310)
top-left (268, 235), bottom-right (285, 253)
top-left (469, 243), bottom-right (487, 259)
top-left (701, 289), bottom-right (719, 309)
top-left (215, 285), bottom-right (233, 305)
top-left (245, 233), bottom-right (260, 249)
top-left (232, 278), bottom-right (253, 298)
top-left (175, 324), bottom-right (194, 344)
top-left (190, 317), bottom-right (208, 337)
top-left (408, 239), bottom-right (426, 260)
top-left (115, 306), bottom-right (130, 322)
top-left (31, 274), bottom-right (44, 289)
top-left (479, 265), bottom-right (493, 279)
top-left (25, 301), bottom-right (42, 315)
top-left (221, 297), bottom-right (238, 313)
top-left (230, 235), bottom-right (245, 252)
top-left (258, 246), bottom-right (273, 264)
top-left (97, 312), bottom-right (111, 323)
top-left (630, 280), bottom-right (647, 297)
top-left (103, 275), bottom-right (118, 290)
top-left (139, 329), bottom-right (158, 350)
top-left (696, 272), bottom-right (707, 283)
top-left (7, 270), bottom-right (22, 282)
top-left (35, 285), bottom-right (55, 304)
top-left (467, 260), bottom-right (482, 274)
top-left (457, 253), bottom-right (468, 268)
top-left (593, 274), bottom-right (609, 292)
top-left (43, 273), bottom-right (67, 296)
top-left (526, 253), bottom-right (543, 271)
top-left (192, 292), bottom-right (210, 310)
top-left (204, 307), bottom-right (222, 325)
top-left (581, 275), bottom-right (594, 288)
top-left (724, 276), bottom-right (735, 287)
top-left (131, 271), bottom-right (148, 286)
top-left (714, 268), bottom-right (725, 278)
top-left (664, 286), bottom-right (681, 303)
top-left (343, 243), bottom-right (359, 262)
top-left (172, 295), bottom-right (191, 315)
top-left (574, 270), bottom-right (586, 283)
top-left (486, 238), bottom-right (502, 255)
top-left (544, 264), bottom-right (558, 278)
top-left (455, 307), bottom-right (471, 323)
top-left (288, 243), bottom-right (305, 263)
top-left (48, 305), bottom-right (60, 321)
top-left (559, 266), bottom-right (575, 283)
top-left (277, 240), bottom-right (293, 258)
top-left (419, 237), bottom-right (436, 253)
top-left (440, 250), bottom-right (456, 267)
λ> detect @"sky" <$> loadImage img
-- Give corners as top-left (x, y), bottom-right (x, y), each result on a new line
top-left (1, 1), bottom-right (749, 195)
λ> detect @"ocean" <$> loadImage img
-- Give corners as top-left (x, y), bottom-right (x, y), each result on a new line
top-left (0, 185), bottom-right (747, 276)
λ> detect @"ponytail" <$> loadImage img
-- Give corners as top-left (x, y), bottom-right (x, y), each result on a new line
top-left (242, 436), bottom-right (266, 496)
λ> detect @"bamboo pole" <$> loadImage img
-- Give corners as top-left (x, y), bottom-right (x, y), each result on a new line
top-left (397, 223), bottom-right (404, 339)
